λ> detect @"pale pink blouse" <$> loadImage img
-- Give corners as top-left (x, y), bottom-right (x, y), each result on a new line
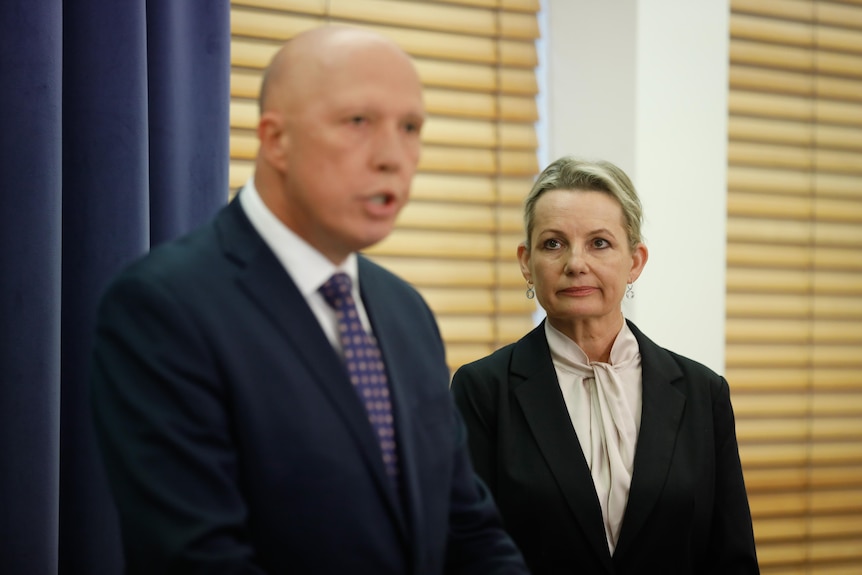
top-left (546, 318), bottom-right (643, 554)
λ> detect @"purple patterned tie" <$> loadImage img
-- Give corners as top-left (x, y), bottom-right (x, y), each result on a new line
top-left (319, 272), bottom-right (399, 484)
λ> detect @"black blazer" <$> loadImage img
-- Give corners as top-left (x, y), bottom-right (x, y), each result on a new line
top-left (451, 320), bottom-right (759, 574)
top-left (91, 197), bottom-right (527, 574)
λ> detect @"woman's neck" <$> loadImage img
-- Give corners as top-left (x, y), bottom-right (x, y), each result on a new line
top-left (549, 313), bottom-right (625, 363)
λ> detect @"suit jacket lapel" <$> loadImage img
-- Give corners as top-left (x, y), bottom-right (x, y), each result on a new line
top-left (214, 200), bottom-right (406, 532)
top-left (614, 320), bottom-right (686, 560)
top-left (356, 260), bottom-right (416, 531)
top-left (511, 323), bottom-right (615, 571)
top-left (358, 258), bottom-right (435, 545)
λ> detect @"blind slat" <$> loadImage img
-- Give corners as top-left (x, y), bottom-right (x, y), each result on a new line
top-left (727, 229), bottom-right (862, 256)
top-left (366, 229), bottom-right (495, 259)
top-left (731, 0), bottom-right (815, 23)
top-left (232, 0), bottom-right (324, 14)
top-left (728, 165), bottom-right (862, 198)
top-left (368, 256), bottom-right (494, 286)
top-left (329, 0), bottom-right (497, 37)
top-left (410, 173), bottom-right (496, 202)
top-left (396, 201), bottom-right (495, 231)
top-left (731, 13), bottom-right (816, 47)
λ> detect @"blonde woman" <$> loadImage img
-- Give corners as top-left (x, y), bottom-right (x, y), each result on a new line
top-left (452, 156), bottom-right (759, 574)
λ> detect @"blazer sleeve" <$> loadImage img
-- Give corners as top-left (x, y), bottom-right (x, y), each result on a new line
top-left (450, 359), bottom-right (502, 494)
top-left (90, 271), bottom-right (267, 575)
top-left (444, 407), bottom-right (529, 575)
top-left (707, 376), bottom-right (760, 574)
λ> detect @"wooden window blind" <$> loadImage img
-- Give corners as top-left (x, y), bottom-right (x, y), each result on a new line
top-left (229, 0), bottom-right (540, 371)
top-left (729, 0), bottom-right (862, 572)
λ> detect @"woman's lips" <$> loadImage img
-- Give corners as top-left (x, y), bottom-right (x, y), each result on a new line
top-left (561, 286), bottom-right (596, 296)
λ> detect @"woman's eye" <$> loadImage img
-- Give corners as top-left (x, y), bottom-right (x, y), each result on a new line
top-left (350, 116), bottom-right (367, 125)
top-left (543, 239), bottom-right (561, 250)
top-left (593, 238), bottom-right (609, 248)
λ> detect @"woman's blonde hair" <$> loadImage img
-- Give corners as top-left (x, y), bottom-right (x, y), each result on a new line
top-left (523, 156), bottom-right (644, 251)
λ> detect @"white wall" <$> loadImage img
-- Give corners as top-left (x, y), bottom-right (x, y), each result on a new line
top-left (542, 0), bottom-right (729, 373)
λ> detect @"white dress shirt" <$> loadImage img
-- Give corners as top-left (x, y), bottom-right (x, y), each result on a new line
top-left (238, 178), bottom-right (374, 355)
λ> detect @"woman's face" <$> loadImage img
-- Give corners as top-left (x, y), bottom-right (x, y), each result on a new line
top-left (518, 189), bottom-right (648, 336)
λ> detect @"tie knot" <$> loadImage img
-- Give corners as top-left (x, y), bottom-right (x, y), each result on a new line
top-left (319, 272), bottom-right (353, 310)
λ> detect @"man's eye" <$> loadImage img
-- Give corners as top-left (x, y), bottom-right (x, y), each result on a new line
top-left (350, 116), bottom-right (367, 125)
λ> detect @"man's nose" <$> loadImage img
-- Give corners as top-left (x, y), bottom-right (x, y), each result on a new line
top-left (371, 125), bottom-right (408, 172)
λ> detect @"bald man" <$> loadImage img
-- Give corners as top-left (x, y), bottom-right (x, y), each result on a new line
top-left (91, 26), bottom-right (528, 574)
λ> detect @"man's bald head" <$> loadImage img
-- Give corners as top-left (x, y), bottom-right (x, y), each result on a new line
top-left (252, 24), bottom-right (425, 264)
top-left (258, 26), bottom-right (418, 115)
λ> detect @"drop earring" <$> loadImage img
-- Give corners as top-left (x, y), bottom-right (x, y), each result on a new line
top-left (525, 282), bottom-right (535, 300)
top-left (625, 282), bottom-right (634, 299)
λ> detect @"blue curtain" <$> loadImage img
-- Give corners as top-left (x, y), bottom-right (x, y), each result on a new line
top-left (0, 1), bottom-right (230, 573)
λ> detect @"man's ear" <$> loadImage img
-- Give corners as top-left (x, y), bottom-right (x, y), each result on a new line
top-left (257, 111), bottom-right (289, 172)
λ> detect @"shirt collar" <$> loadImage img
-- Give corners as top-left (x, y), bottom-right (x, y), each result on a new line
top-left (545, 315), bottom-right (639, 368)
top-left (238, 177), bottom-right (359, 295)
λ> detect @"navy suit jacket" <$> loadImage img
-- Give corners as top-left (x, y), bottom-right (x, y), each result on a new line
top-left (451, 320), bottom-right (759, 575)
top-left (91, 198), bottom-right (527, 574)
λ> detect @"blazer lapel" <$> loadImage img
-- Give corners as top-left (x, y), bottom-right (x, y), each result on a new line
top-left (511, 323), bottom-right (615, 571)
top-left (614, 320), bottom-right (686, 560)
top-left (214, 200), bottom-right (406, 531)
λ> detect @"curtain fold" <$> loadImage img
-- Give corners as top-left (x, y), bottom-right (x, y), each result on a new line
top-left (1, 2), bottom-right (230, 573)
top-left (0, 2), bottom-right (63, 573)
top-left (147, 0), bottom-right (231, 244)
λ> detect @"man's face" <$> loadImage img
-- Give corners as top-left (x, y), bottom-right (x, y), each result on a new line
top-left (277, 42), bottom-right (425, 264)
